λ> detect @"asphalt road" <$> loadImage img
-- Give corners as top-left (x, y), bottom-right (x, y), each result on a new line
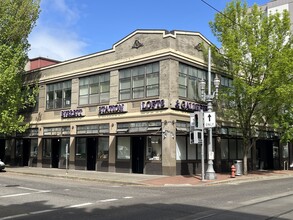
top-left (0, 172), bottom-right (293, 219)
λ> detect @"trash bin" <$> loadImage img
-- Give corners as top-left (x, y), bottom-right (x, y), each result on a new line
top-left (234, 160), bottom-right (243, 176)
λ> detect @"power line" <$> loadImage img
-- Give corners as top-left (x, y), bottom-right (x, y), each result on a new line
top-left (200, 0), bottom-right (246, 31)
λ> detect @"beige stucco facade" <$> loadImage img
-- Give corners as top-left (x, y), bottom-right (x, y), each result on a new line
top-left (21, 30), bottom-right (212, 176)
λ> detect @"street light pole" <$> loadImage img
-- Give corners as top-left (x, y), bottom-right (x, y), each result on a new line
top-left (199, 47), bottom-right (220, 180)
top-left (205, 47), bottom-right (216, 180)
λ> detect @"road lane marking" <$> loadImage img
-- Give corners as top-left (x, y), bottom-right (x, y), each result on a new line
top-left (1, 193), bottom-right (31, 198)
top-left (240, 191), bottom-right (293, 205)
top-left (30, 209), bottom-right (55, 215)
top-left (17, 187), bottom-right (42, 191)
top-left (68, 203), bottom-right (93, 208)
top-left (0, 196), bottom-right (134, 219)
top-left (0, 213), bottom-right (28, 219)
top-left (99, 199), bottom-right (118, 203)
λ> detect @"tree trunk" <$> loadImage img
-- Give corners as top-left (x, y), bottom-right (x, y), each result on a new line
top-left (243, 152), bottom-right (248, 175)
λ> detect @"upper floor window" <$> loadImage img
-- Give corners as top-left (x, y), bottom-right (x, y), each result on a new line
top-left (119, 62), bottom-right (159, 100)
top-left (79, 73), bottom-right (110, 105)
top-left (221, 76), bottom-right (233, 88)
top-left (46, 80), bottom-right (71, 110)
top-left (179, 63), bottom-right (207, 100)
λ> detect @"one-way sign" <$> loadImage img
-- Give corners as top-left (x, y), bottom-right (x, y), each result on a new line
top-left (204, 112), bottom-right (216, 128)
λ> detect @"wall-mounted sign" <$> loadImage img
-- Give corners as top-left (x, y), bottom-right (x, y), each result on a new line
top-left (61, 109), bottom-right (84, 118)
top-left (141, 99), bottom-right (166, 111)
top-left (99, 104), bottom-right (127, 115)
top-left (173, 100), bottom-right (207, 112)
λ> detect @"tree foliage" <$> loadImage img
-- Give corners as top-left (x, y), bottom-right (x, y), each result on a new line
top-left (209, 0), bottom-right (293, 174)
top-left (0, 0), bottom-right (40, 135)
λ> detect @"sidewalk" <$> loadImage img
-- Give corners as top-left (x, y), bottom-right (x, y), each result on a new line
top-left (3, 167), bottom-right (293, 187)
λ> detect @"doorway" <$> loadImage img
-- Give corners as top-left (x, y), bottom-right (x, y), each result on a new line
top-left (256, 140), bottom-right (275, 170)
top-left (0, 139), bottom-right (5, 161)
top-left (132, 136), bottom-right (145, 174)
top-left (22, 139), bottom-right (30, 166)
top-left (87, 138), bottom-right (97, 170)
top-left (51, 138), bottom-right (60, 168)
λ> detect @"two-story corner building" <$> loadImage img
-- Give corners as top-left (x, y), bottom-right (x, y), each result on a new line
top-left (2, 29), bottom-right (292, 176)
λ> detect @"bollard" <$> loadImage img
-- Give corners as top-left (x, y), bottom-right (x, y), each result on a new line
top-left (231, 164), bottom-right (236, 178)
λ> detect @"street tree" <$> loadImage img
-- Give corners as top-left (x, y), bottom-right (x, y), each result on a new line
top-left (0, 0), bottom-right (40, 135)
top-left (209, 0), bottom-right (293, 174)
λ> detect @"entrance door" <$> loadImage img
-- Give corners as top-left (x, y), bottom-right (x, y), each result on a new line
top-left (132, 137), bottom-right (145, 174)
top-left (23, 139), bottom-right (30, 166)
top-left (87, 138), bottom-right (97, 170)
top-left (0, 139), bottom-right (5, 161)
top-left (257, 140), bottom-right (274, 170)
top-left (289, 143), bottom-right (293, 169)
top-left (51, 139), bottom-right (60, 168)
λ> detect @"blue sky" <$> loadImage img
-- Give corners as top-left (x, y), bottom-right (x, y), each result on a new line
top-left (28, 0), bottom-right (269, 61)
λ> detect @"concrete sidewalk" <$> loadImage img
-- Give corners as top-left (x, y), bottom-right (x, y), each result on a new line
top-left (3, 167), bottom-right (293, 186)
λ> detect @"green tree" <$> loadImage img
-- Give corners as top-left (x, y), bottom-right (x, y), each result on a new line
top-left (209, 0), bottom-right (293, 174)
top-left (0, 0), bottom-right (40, 135)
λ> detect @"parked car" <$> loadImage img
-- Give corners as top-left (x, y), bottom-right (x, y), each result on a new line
top-left (0, 160), bottom-right (5, 171)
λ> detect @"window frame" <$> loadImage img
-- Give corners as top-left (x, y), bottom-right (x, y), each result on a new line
top-left (79, 73), bottom-right (110, 106)
top-left (119, 62), bottom-right (159, 101)
top-left (46, 80), bottom-right (72, 110)
top-left (178, 63), bottom-right (207, 100)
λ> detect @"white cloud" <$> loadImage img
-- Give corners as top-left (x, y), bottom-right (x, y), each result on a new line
top-left (28, 27), bottom-right (87, 61)
top-left (28, 0), bottom-right (87, 61)
top-left (50, 0), bottom-right (80, 25)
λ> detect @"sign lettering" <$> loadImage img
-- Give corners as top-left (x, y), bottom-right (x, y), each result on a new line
top-left (99, 104), bottom-right (127, 115)
top-left (61, 109), bottom-right (83, 118)
top-left (174, 100), bottom-right (207, 112)
top-left (141, 99), bottom-right (165, 111)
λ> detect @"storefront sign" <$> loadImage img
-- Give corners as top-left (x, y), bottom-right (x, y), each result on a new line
top-left (141, 99), bottom-right (166, 111)
top-left (173, 100), bottom-right (207, 112)
top-left (61, 109), bottom-right (84, 118)
top-left (99, 104), bottom-right (127, 115)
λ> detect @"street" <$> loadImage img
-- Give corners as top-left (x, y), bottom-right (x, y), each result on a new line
top-left (0, 172), bottom-right (293, 219)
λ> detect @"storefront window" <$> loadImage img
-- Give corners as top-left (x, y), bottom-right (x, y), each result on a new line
top-left (117, 137), bottom-right (130, 159)
top-left (221, 139), bottom-right (228, 159)
top-left (98, 137), bottom-right (109, 159)
top-left (60, 138), bottom-right (70, 158)
top-left (229, 139), bottom-right (237, 159)
top-left (197, 144), bottom-right (202, 160)
top-left (176, 136), bottom-right (186, 160)
top-left (273, 144), bottom-right (279, 159)
top-left (43, 139), bottom-right (52, 158)
top-left (16, 140), bottom-right (23, 157)
top-left (237, 139), bottom-right (243, 158)
top-left (147, 136), bottom-right (162, 161)
top-left (30, 139), bottom-right (38, 157)
top-left (76, 138), bottom-right (86, 159)
top-left (188, 141), bottom-right (196, 160)
top-left (282, 143), bottom-right (288, 158)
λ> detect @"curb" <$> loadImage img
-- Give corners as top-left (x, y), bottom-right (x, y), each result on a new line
top-left (5, 169), bottom-right (146, 186)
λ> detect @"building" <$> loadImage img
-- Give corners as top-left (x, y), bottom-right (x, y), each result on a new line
top-left (1, 29), bottom-right (292, 175)
top-left (260, 0), bottom-right (293, 32)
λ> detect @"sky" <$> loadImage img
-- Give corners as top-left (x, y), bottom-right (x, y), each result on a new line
top-left (28, 0), bottom-right (270, 61)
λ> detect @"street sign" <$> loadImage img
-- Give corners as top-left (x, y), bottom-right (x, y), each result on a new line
top-left (204, 112), bottom-right (216, 128)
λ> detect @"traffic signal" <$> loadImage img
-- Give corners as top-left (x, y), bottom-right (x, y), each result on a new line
top-left (190, 111), bottom-right (203, 130)
top-left (190, 130), bottom-right (203, 144)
